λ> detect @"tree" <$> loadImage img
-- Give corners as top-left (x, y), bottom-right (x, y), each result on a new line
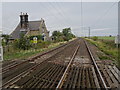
top-left (52, 28), bottom-right (76, 42)
top-left (62, 28), bottom-right (75, 41)
top-left (52, 31), bottom-right (63, 42)
top-left (13, 35), bottom-right (31, 50)
top-left (2, 34), bottom-right (10, 45)
top-left (62, 28), bottom-right (71, 37)
top-left (52, 31), bottom-right (62, 37)
top-left (109, 35), bottom-right (112, 37)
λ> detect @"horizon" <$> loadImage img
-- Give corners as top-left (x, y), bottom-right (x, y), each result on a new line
top-left (1, 2), bottom-right (118, 37)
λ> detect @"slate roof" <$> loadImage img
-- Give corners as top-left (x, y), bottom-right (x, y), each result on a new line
top-left (10, 21), bottom-right (41, 39)
top-left (28, 21), bottom-right (41, 30)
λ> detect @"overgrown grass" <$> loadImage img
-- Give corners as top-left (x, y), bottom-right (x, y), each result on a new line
top-left (3, 41), bottom-right (66, 61)
top-left (85, 38), bottom-right (119, 66)
top-left (99, 55), bottom-right (110, 60)
top-left (97, 36), bottom-right (115, 40)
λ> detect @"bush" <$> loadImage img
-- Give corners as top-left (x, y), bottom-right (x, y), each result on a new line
top-left (13, 37), bottom-right (32, 50)
top-left (92, 36), bottom-right (98, 41)
top-left (36, 41), bottom-right (51, 48)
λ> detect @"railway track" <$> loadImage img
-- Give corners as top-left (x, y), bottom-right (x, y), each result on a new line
top-left (2, 38), bottom-right (80, 88)
top-left (56, 39), bottom-right (109, 89)
top-left (58, 39), bottom-right (119, 89)
top-left (1, 39), bottom-right (78, 74)
top-left (2, 38), bottom-right (120, 89)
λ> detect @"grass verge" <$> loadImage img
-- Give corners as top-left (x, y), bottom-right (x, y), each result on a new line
top-left (85, 38), bottom-right (118, 66)
top-left (3, 41), bottom-right (67, 61)
top-left (97, 36), bottom-right (115, 40)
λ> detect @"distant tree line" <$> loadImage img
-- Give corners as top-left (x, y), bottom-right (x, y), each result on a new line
top-left (52, 28), bottom-right (76, 42)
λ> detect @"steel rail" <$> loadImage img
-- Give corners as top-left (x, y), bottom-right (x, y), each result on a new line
top-left (2, 64), bottom-right (40, 88)
top-left (2, 39), bottom-right (78, 73)
top-left (84, 40), bottom-right (108, 89)
top-left (2, 39), bottom-right (79, 88)
top-left (56, 45), bottom-right (80, 89)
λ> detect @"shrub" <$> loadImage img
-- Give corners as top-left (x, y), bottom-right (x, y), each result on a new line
top-left (92, 36), bottom-right (98, 41)
top-left (13, 36), bottom-right (32, 50)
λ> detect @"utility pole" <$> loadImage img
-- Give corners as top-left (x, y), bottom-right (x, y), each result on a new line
top-left (81, 0), bottom-right (83, 37)
top-left (88, 27), bottom-right (90, 38)
top-left (0, 31), bottom-right (3, 61)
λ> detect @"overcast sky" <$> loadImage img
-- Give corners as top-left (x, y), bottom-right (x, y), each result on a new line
top-left (1, 1), bottom-right (118, 36)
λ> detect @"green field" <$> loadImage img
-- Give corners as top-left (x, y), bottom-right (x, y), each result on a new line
top-left (97, 36), bottom-right (115, 40)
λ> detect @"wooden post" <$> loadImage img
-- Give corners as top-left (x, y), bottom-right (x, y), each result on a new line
top-left (88, 27), bottom-right (90, 38)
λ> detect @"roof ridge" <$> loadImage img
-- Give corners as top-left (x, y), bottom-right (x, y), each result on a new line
top-left (29, 20), bottom-right (41, 22)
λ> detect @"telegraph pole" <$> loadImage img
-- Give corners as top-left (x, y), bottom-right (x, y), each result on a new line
top-left (0, 31), bottom-right (3, 61)
top-left (88, 27), bottom-right (90, 38)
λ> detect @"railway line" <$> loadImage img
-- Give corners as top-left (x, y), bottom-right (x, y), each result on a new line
top-left (2, 38), bottom-right (80, 88)
top-left (1, 39), bottom-right (78, 73)
top-left (2, 38), bottom-right (120, 89)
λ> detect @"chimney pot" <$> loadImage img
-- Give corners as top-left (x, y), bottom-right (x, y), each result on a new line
top-left (20, 12), bottom-right (22, 15)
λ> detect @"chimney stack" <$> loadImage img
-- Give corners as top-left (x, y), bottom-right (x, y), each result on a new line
top-left (20, 12), bottom-right (28, 28)
top-left (20, 12), bottom-right (23, 28)
top-left (25, 13), bottom-right (28, 23)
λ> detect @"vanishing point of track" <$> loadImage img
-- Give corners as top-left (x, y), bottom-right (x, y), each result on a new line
top-left (2, 38), bottom-right (120, 89)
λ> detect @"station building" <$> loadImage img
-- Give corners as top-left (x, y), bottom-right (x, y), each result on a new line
top-left (10, 12), bottom-right (50, 41)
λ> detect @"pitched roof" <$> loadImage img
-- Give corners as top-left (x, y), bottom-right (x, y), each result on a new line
top-left (29, 21), bottom-right (41, 30)
top-left (10, 21), bottom-right (41, 39)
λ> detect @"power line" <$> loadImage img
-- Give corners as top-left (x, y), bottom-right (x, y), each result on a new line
top-left (80, 0), bottom-right (84, 37)
top-left (91, 1), bottom-right (118, 28)
top-left (54, 2), bottom-right (74, 25)
top-left (40, 3), bottom-right (69, 28)
top-left (48, 2), bottom-right (71, 26)
top-left (81, 0), bottom-right (83, 28)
